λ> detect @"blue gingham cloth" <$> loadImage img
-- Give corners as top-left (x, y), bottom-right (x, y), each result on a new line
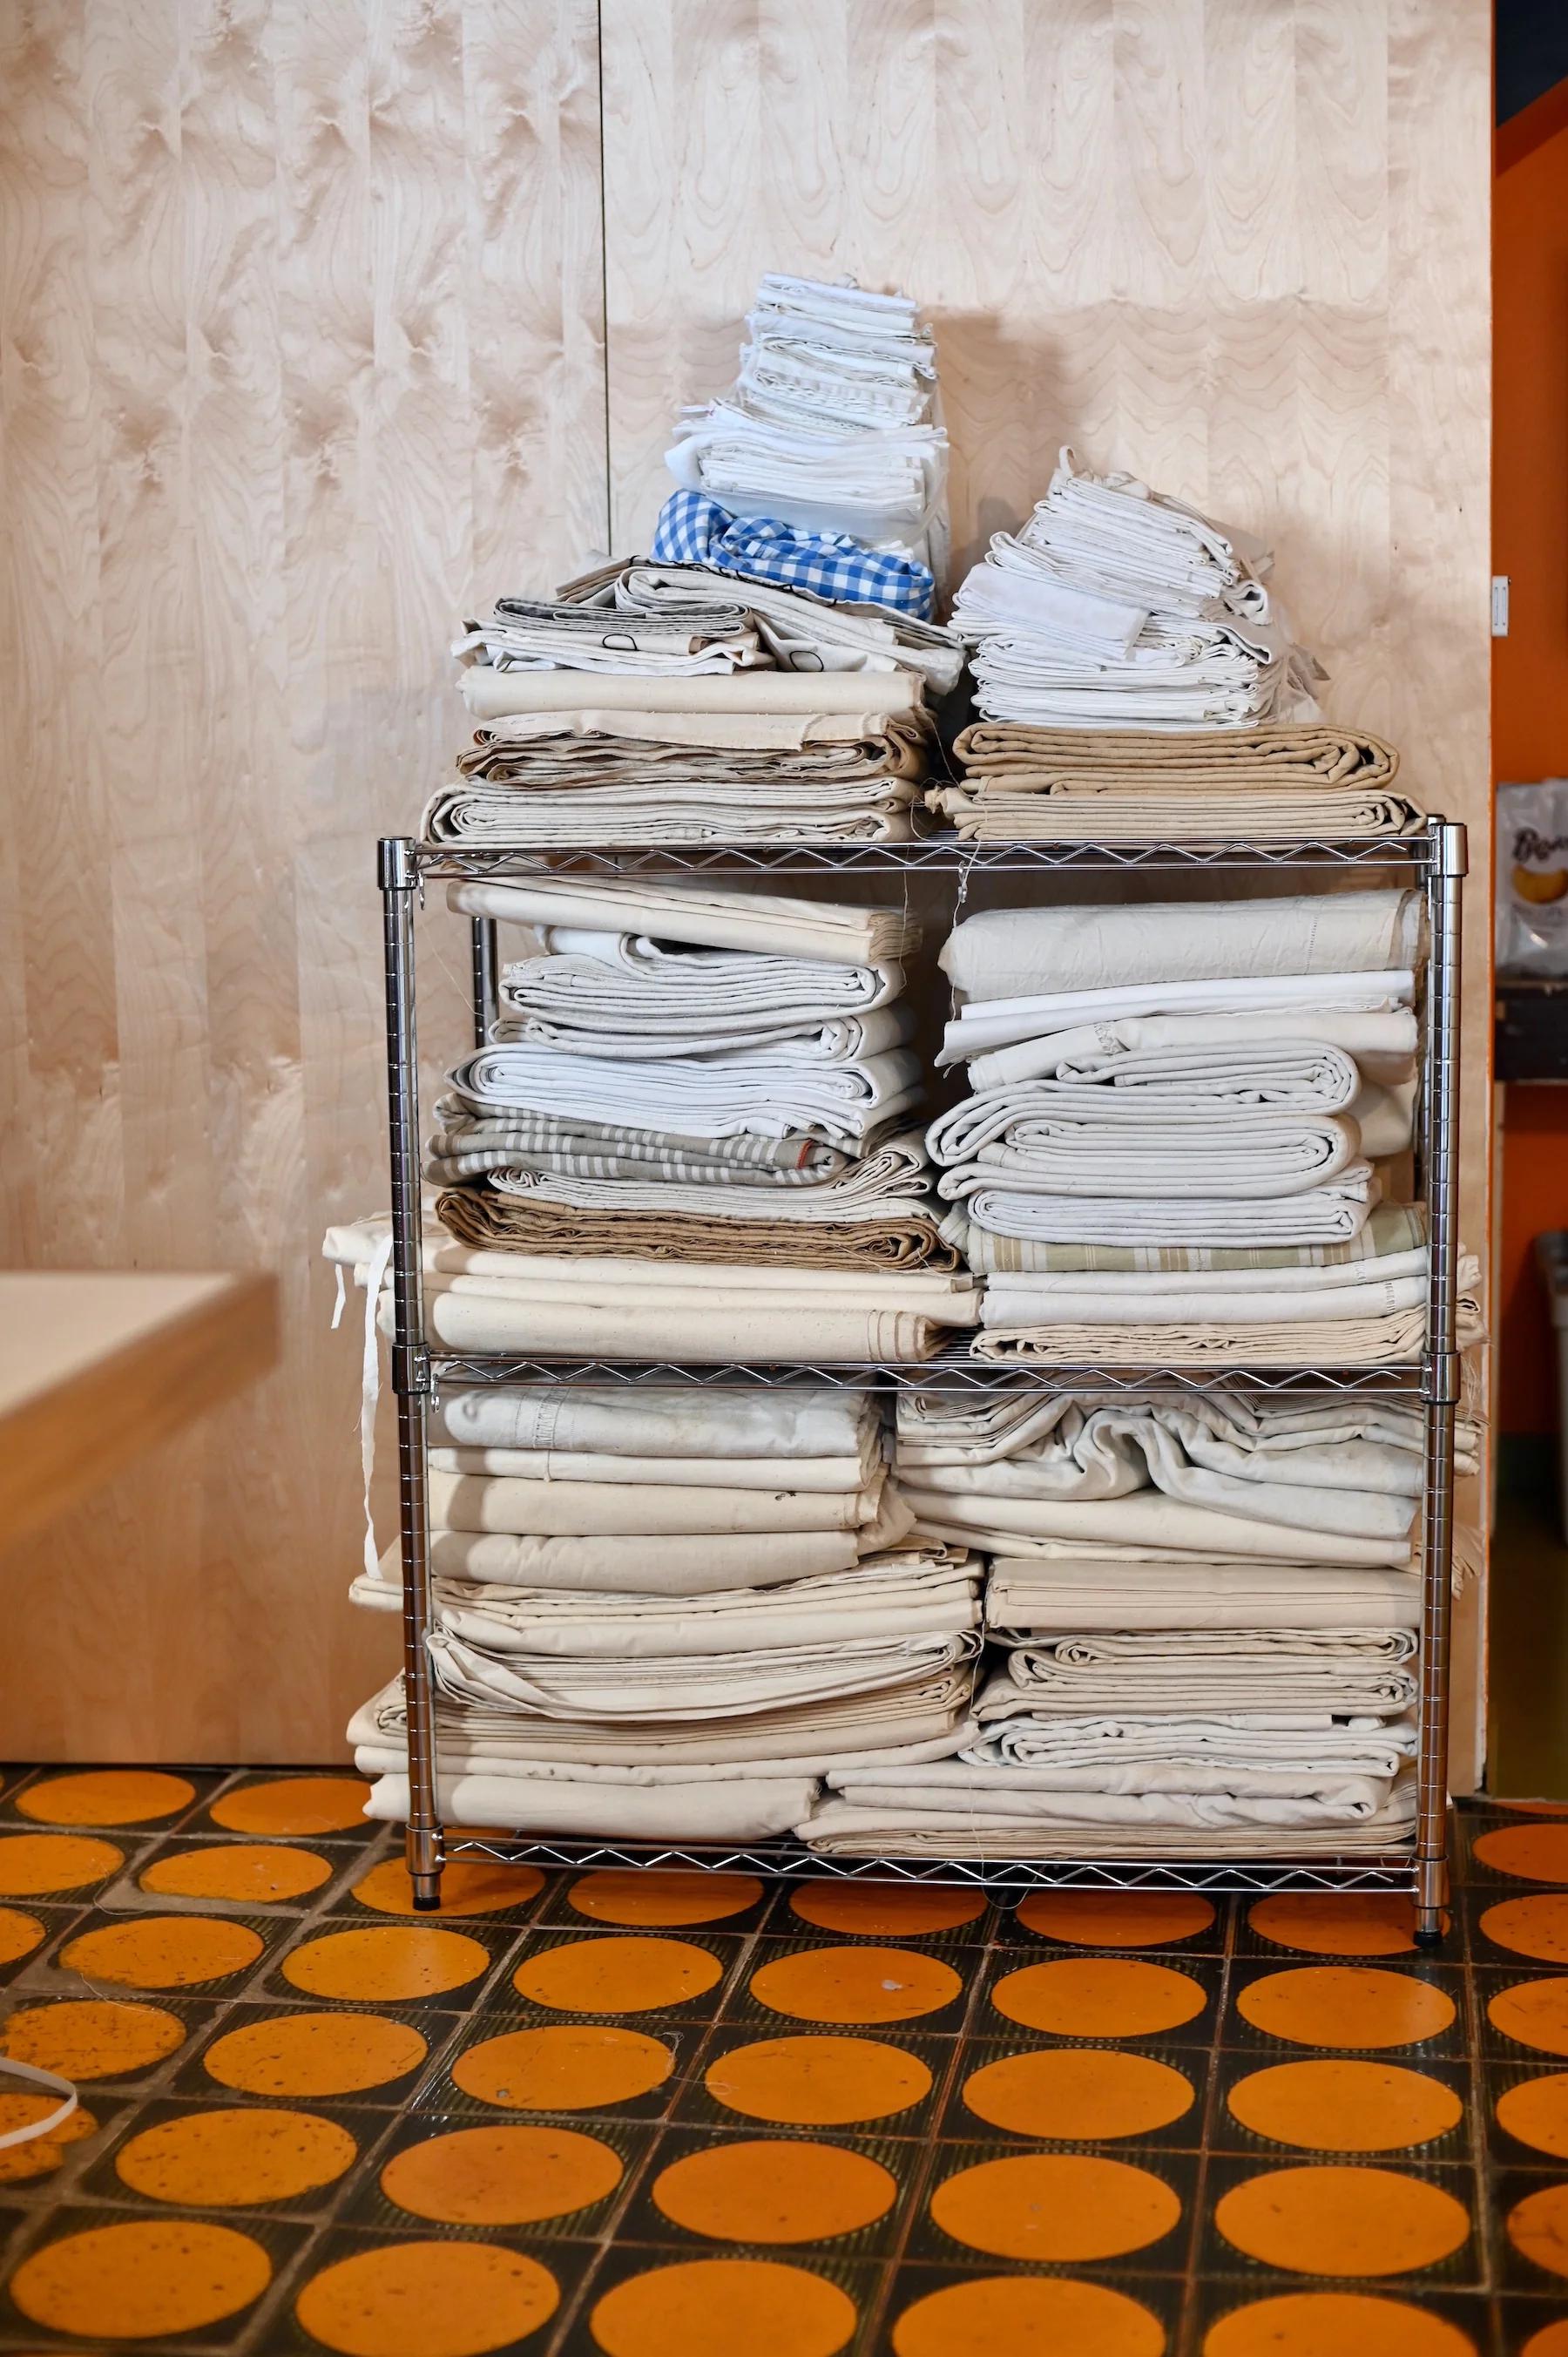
top-left (651, 490), bottom-right (935, 619)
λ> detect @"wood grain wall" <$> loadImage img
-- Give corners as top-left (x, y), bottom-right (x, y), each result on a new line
top-left (0, 0), bottom-right (1492, 1764)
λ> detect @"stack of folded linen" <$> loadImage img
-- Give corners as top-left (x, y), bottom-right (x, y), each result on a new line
top-left (341, 1379), bottom-right (983, 1840)
top-left (797, 1383), bottom-right (1431, 1859)
top-left (662, 274), bottom-right (949, 593)
top-left (601, 560), bottom-right (963, 692)
top-left (928, 886), bottom-right (1482, 1363)
top-left (930, 720), bottom-right (1424, 841)
top-left (422, 706), bottom-right (936, 847)
top-left (429, 874), bottom-right (980, 1309)
top-left (950, 446), bottom-right (1321, 729)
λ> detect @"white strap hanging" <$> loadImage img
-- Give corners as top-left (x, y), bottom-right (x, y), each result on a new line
top-left (0, 2056), bottom-right (78, 2150)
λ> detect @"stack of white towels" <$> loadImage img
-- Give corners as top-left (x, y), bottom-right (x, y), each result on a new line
top-left (927, 885), bottom-right (1479, 1365)
top-left (951, 447), bottom-right (1321, 729)
top-left (342, 1383), bottom-right (983, 1842)
top-left (424, 872), bottom-right (981, 1335)
top-left (431, 274), bottom-right (962, 850)
top-left (797, 1385), bottom-right (1477, 1859)
top-left (665, 273), bottom-right (950, 582)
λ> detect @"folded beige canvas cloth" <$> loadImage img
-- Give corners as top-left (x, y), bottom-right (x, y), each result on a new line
top-left (978, 1631), bottom-right (1418, 1717)
top-left (365, 1771), bottom-right (817, 1841)
top-left (934, 721), bottom-right (1418, 840)
top-left (902, 1485), bottom-right (1412, 1566)
top-left (420, 1479), bottom-right (914, 1594)
top-left (381, 1283), bottom-right (960, 1363)
top-left (459, 667), bottom-right (926, 719)
top-left (450, 877), bottom-right (920, 967)
top-left (943, 1200), bottom-right (1426, 1276)
top-left (356, 1553), bottom-right (982, 1660)
top-left (436, 1186), bottom-right (957, 1270)
top-left (941, 890), bottom-right (1424, 1002)
top-left (431, 1381), bottom-right (875, 1460)
top-left (427, 1446), bottom-right (881, 1494)
top-left (975, 1709), bottom-right (1417, 1776)
top-left (972, 1291), bottom-right (1484, 1367)
top-left (349, 1670), bottom-right (977, 1770)
top-left (426, 1466), bottom-right (893, 1538)
top-left (953, 1169), bottom-right (1378, 1248)
top-left (428, 1623), bottom-right (983, 1723)
top-left (797, 1796), bottom-right (1416, 1858)
top-left (984, 1559), bottom-right (1422, 1634)
top-left (429, 783), bottom-right (922, 846)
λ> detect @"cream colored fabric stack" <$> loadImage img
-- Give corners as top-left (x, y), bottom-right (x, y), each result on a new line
top-left (429, 875), bottom-right (983, 1324)
top-left (926, 887), bottom-right (1482, 1365)
top-left (796, 1385), bottom-right (1447, 1860)
top-left (339, 1379), bottom-right (983, 1840)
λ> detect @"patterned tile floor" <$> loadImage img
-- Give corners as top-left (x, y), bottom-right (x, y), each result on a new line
top-left (1, 1779), bottom-right (1567, 2354)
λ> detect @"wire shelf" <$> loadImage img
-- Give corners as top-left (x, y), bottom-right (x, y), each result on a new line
top-left (442, 1831), bottom-right (1421, 1897)
top-left (415, 833), bottom-right (1437, 882)
top-left (426, 1346), bottom-right (1429, 1399)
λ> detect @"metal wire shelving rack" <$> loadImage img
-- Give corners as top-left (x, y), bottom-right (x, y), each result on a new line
top-left (377, 818), bottom-right (1468, 1940)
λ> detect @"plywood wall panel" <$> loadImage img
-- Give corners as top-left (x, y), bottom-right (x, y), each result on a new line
top-left (0, 0), bottom-right (607, 1762)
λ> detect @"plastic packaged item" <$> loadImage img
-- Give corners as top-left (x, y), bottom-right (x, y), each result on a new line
top-left (1497, 781), bottom-right (1568, 974)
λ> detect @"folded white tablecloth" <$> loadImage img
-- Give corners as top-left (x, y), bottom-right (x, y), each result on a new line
top-left (449, 877), bottom-right (920, 967)
top-left (432, 1381), bottom-right (875, 1460)
top-left (460, 667), bottom-right (926, 720)
top-left (366, 1771), bottom-right (816, 1841)
top-left (984, 1559), bottom-right (1422, 1633)
top-left (901, 1484), bottom-right (1412, 1565)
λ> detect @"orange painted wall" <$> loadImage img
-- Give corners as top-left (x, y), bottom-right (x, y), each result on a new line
top-left (1496, 119), bottom-right (1568, 1432)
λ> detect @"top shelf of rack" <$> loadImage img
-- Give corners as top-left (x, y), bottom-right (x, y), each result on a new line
top-left (409, 833), bottom-right (1447, 883)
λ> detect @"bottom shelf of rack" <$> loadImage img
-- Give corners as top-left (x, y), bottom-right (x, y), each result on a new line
top-left (440, 1831), bottom-right (1422, 1898)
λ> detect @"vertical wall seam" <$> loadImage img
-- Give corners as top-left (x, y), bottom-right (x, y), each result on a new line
top-left (596, 0), bottom-right (612, 552)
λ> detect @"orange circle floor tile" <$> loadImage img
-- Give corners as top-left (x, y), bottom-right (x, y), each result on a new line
top-left (652, 2136), bottom-right (896, 2244)
top-left (16, 1771), bottom-right (195, 1827)
top-left (59, 1913), bottom-right (262, 1990)
top-left (512, 1934), bottom-right (720, 2015)
top-left (1225, 2058), bottom-right (1463, 2151)
top-left (1495, 2070), bottom-right (1568, 2157)
top-left (0, 1832), bottom-right (123, 1895)
top-left (1213, 2164), bottom-right (1470, 2276)
top-left (1508, 2180), bottom-right (1568, 2277)
top-left (1247, 1894), bottom-right (1417, 1956)
top-left (929, 2150), bottom-right (1181, 2261)
top-left (452, 2022), bottom-right (673, 2111)
top-left (1203, 2291), bottom-right (1478, 2354)
top-left (705, 2033), bottom-right (931, 2126)
top-left (209, 1775), bottom-right (370, 1836)
top-left (589, 2256), bottom-right (857, 2357)
top-left (787, 1880), bottom-right (985, 1937)
top-left (892, 2272), bottom-right (1166, 2357)
top-left (990, 1955), bottom-right (1206, 2039)
top-left (1524, 2325), bottom-right (1568, 2356)
top-left (570, 1869), bottom-right (761, 1927)
top-left (294, 2239), bottom-right (558, 2357)
top-left (748, 1944), bottom-right (961, 2025)
top-left (0, 1907), bottom-right (45, 1967)
top-left (283, 1925), bottom-right (490, 2002)
top-left (204, 2008), bottom-right (428, 2097)
top-left (382, 2123), bottom-right (623, 2225)
top-left (354, 1857), bottom-right (542, 1917)
top-left (1474, 1823), bottom-right (1568, 1882)
top-left (10, 2217), bottom-right (271, 2339)
top-left (140, 1842), bottom-right (332, 1905)
top-left (0, 2091), bottom-right (95, 2184)
top-left (0, 1998), bottom-right (186, 2080)
top-left (963, 2046), bottom-right (1196, 2140)
top-left (1479, 1893), bottom-right (1568, 1963)
top-left (114, 2103), bottom-right (358, 2205)
top-left (1016, 1890), bottom-right (1214, 1947)
top-left (1235, 1966), bottom-right (1454, 2049)
top-left (1488, 1976), bottom-right (1568, 2056)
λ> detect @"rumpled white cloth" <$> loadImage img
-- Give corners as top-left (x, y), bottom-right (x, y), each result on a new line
top-left (941, 893), bottom-right (1423, 1005)
top-left (616, 562), bottom-right (964, 692)
top-left (449, 878), bottom-right (920, 967)
top-left (902, 1484), bottom-right (1412, 1566)
top-left (941, 972), bottom-right (1417, 1065)
top-left (950, 449), bottom-right (1322, 729)
top-left (505, 928), bottom-right (904, 1025)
